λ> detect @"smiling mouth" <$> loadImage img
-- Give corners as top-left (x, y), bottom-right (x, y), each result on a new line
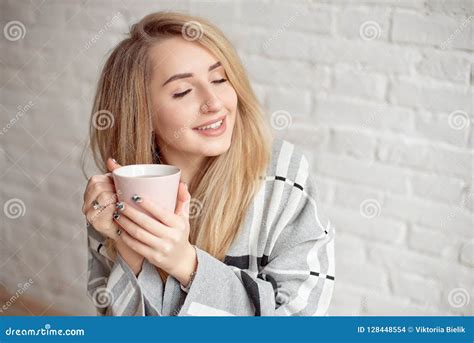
top-left (194, 119), bottom-right (224, 130)
top-left (192, 115), bottom-right (226, 130)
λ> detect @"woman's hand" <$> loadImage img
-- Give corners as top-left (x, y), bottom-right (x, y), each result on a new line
top-left (82, 158), bottom-right (123, 240)
top-left (113, 182), bottom-right (198, 286)
top-left (83, 158), bottom-right (145, 275)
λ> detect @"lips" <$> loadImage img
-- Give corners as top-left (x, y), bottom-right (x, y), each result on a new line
top-left (193, 115), bottom-right (227, 137)
top-left (192, 115), bottom-right (226, 130)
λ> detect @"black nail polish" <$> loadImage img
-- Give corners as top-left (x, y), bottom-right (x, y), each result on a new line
top-left (115, 202), bottom-right (125, 212)
top-left (131, 194), bottom-right (142, 203)
top-left (113, 211), bottom-right (121, 220)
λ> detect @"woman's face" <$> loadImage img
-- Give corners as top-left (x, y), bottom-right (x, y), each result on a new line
top-left (148, 36), bottom-right (238, 159)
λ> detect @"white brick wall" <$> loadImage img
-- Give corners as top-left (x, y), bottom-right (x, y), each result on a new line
top-left (0, 0), bottom-right (472, 316)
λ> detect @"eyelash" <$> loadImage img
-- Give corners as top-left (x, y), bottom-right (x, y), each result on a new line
top-left (172, 78), bottom-right (228, 99)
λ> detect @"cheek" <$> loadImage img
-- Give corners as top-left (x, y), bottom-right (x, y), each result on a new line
top-left (226, 87), bottom-right (238, 111)
top-left (228, 89), bottom-right (238, 128)
top-left (220, 86), bottom-right (238, 123)
top-left (154, 101), bottom-right (194, 131)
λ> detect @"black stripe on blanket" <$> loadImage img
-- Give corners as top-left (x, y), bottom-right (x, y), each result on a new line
top-left (223, 254), bottom-right (271, 269)
top-left (273, 175), bottom-right (304, 191)
top-left (241, 270), bottom-right (262, 316)
top-left (310, 271), bottom-right (335, 281)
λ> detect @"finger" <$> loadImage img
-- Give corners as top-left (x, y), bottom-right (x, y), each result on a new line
top-left (83, 179), bottom-right (115, 202)
top-left (97, 192), bottom-right (118, 210)
top-left (85, 208), bottom-right (97, 225)
top-left (85, 204), bottom-right (112, 226)
top-left (86, 174), bottom-right (114, 189)
top-left (84, 176), bottom-right (116, 202)
top-left (119, 229), bottom-right (155, 260)
top-left (82, 187), bottom-right (116, 213)
top-left (132, 194), bottom-right (183, 229)
top-left (175, 182), bottom-right (191, 219)
top-left (114, 211), bottom-right (163, 248)
top-left (118, 200), bottom-right (170, 237)
top-left (84, 183), bottom-right (116, 209)
top-left (86, 206), bottom-right (119, 239)
top-left (107, 157), bottom-right (122, 173)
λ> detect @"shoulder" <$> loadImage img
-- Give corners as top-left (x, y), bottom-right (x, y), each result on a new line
top-left (259, 139), bottom-right (332, 246)
top-left (265, 138), bottom-right (310, 184)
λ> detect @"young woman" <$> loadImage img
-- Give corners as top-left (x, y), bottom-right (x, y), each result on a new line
top-left (82, 11), bottom-right (335, 316)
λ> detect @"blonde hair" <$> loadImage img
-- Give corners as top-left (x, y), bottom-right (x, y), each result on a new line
top-left (83, 11), bottom-right (272, 282)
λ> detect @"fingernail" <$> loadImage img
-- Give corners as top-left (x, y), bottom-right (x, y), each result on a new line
top-left (113, 211), bottom-right (121, 220)
top-left (115, 202), bottom-right (125, 212)
top-left (112, 158), bottom-right (117, 164)
top-left (131, 194), bottom-right (142, 203)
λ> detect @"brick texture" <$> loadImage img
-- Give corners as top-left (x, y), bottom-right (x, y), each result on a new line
top-left (0, 0), bottom-right (472, 316)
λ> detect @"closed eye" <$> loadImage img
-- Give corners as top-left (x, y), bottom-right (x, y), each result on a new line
top-left (172, 79), bottom-right (227, 99)
top-left (172, 89), bottom-right (191, 98)
top-left (212, 78), bottom-right (227, 84)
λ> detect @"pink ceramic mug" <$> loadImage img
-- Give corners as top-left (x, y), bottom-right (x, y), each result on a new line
top-left (112, 164), bottom-right (181, 216)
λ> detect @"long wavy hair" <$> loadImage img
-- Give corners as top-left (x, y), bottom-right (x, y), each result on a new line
top-left (82, 11), bottom-right (272, 282)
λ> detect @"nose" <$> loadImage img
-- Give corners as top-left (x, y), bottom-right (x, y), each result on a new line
top-left (199, 87), bottom-right (224, 115)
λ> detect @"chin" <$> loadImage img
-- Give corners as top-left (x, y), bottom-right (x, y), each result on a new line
top-left (203, 138), bottom-right (232, 157)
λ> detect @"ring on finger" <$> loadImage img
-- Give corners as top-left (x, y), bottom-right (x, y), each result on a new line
top-left (92, 199), bottom-right (104, 210)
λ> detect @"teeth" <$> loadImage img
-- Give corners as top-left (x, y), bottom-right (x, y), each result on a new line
top-left (197, 119), bottom-right (223, 130)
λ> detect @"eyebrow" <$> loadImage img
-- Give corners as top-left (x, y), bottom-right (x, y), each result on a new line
top-left (162, 61), bottom-right (222, 87)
